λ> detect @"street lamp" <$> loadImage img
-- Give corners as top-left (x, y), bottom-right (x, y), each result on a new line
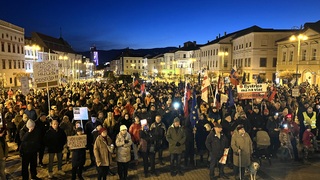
top-left (290, 34), bottom-right (308, 86)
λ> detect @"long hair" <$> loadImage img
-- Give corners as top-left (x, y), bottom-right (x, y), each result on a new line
top-left (103, 112), bottom-right (116, 128)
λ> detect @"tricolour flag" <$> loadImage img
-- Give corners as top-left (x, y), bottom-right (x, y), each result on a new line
top-left (201, 71), bottom-right (210, 103)
top-left (230, 65), bottom-right (239, 86)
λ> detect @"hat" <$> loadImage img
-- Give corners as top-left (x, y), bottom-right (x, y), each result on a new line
top-left (174, 117), bottom-right (180, 123)
top-left (214, 123), bottom-right (222, 128)
top-left (236, 124), bottom-right (244, 131)
top-left (40, 112), bottom-right (46, 117)
top-left (286, 114), bottom-right (292, 119)
top-left (305, 124), bottom-right (311, 129)
top-left (263, 109), bottom-right (269, 114)
top-left (26, 119), bottom-right (35, 129)
top-left (120, 125), bottom-right (127, 131)
top-left (91, 114), bottom-right (97, 118)
top-left (99, 127), bottom-right (107, 134)
top-left (76, 127), bottom-right (83, 132)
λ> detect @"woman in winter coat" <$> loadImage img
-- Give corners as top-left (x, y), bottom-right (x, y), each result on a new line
top-left (44, 119), bottom-right (67, 178)
top-left (115, 125), bottom-right (132, 180)
top-left (129, 116), bottom-right (141, 164)
top-left (231, 124), bottom-right (253, 180)
top-left (94, 127), bottom-right (114, 180)
top-left (71, 127), bottom-right (86, 180)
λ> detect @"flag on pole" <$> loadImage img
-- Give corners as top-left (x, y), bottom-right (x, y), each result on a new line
top-left (227, 86), bottom-right (234, 107)
top-left (190, 90), bottom-right (198, 127)
top-left (183, 80), bottom-right (191, 117)
top-left (230, 65), bottom-right (239, 86)
top-left (201, 71), bottom-right (210, 103)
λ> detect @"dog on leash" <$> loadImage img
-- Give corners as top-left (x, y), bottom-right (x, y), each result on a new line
top-left (248, 162), bottom-right (260, 180)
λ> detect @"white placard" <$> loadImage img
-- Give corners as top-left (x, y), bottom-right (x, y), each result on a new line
top-left (73, 107), bottom-right (89, 120)
top-left (20, 76), bottom-right (29, 95)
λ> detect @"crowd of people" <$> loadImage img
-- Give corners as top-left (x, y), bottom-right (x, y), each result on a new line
top-left (0, 80), bottom-right (319, 180)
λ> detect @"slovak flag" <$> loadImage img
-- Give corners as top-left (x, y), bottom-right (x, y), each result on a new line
top-left (230, 65), bottom-right (239, 86)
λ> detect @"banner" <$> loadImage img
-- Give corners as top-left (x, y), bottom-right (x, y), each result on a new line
top-left (237, 84), bottom-right (267, 99)
top-left (67, 135), bottom-right (87, 150)
top-left (33, 61), bottom-right (59, 88)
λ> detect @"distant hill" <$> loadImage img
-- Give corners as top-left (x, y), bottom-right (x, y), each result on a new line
top-left (78, 47), bottom-right (178, 65)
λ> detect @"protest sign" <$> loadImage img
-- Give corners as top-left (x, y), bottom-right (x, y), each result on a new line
top-left (67, 135), bottom-right (87, 150)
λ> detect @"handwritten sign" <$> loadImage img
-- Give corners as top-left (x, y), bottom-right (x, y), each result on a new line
top-left (33, 61), bottom-right (59, 88)
top-left (20, 76), bottom-right (29, 95)
top-left (67, 135), bottom-right (87, 150)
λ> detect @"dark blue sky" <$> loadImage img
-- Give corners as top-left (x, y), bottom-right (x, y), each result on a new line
top-left (1, 0), bottom-right (320, 52)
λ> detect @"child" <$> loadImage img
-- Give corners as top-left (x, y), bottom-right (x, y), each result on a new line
top-left (302, 125), bottom-right (315, 159)
top-left (71, 127), bottom-right (86, 180)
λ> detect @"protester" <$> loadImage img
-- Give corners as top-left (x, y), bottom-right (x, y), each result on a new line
top-left (94, 127), bottom-right (114, 180)
top-left (85, 114), bottom-right (102, 167)
top-left (115, 125), bottom-right (132, 180)
top-left (166, 117), bottom-right (186, 176)
top-left (20, 119), bottom-right (42, 180)
top-left (44, 119), bottom-right (67, 178)
top-left (231, 124), bottom-right (253, 180)
top-left (71, 127), bottom-right (86, 180)
top-left (150, 115), bottom-right (167, 165)
top-left (129, 115), bottom-right (141, 165)
top-left (35, 112), bottom-right (50, 167)
top-left (0, 128), bottom-right (8, 180)
top-left (206, 123), bottom-right (229, 180)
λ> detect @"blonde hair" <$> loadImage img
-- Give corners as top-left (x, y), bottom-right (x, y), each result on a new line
top-left (103, 112), bottom-right (115, 128)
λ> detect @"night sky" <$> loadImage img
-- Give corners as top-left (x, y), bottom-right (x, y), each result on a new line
top-left (1, 0), bottom-right (320, 52)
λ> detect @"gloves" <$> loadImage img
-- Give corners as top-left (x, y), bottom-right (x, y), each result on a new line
top-left (124, 140), bottom-right (129, 144)
top-left (176, 142), bottom-right (181, 146)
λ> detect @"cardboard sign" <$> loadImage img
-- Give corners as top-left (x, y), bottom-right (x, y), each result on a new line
top-left (67, 135), bottom-right (87, 150)
top-left (33, 61), bottom-right (59, 88)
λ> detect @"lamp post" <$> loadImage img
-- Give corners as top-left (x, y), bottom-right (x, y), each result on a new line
top-left (290, 34), bottom-right (308, 86)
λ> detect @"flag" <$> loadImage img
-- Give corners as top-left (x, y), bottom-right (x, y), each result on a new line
top-left (230, 65), bottom-right (239, 86)
top-left (201, 70), bottom-right (210, 103)
top-left (268, 86), bottom-right (277, 102)
top-left (190, 90), bottom-right (198, 127)
top-left (183, 81), bottom-right (191, 117)
top-left (140, 81), bottom-right (145, 94)
top-left (227, 86), bottom-right (234, 107)
top-left (133, 79), bottom-right (139, 87)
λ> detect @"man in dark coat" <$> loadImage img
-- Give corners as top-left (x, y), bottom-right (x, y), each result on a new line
top-left (85, 114), bottom-right (102, 167)
top-left (35, 113), bottom-right (50, 167)
top-left (205, 123), bottom-right (229, 180)
top-left (20, 119), bottom-right (42, 180)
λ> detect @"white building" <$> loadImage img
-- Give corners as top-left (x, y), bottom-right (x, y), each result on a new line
top-left (0, 19), bottom-right (26, 88)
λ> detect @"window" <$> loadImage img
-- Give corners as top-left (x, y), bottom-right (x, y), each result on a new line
top-left (8, 60), bottom-right (12, 69)
top-left (2, 59), bottom-right (5, 69)
top-left (224, 61), bottom-right (228, 68)
top-left (8, 43), bottom-right (11, 52)
top-left (289, 51), bottom-right (293, 61)
top-left (126, 60), bottom-right (128, 63)
top-left (13, 60), bottom-right (16, 69)
top-left (134, 60), bottom-right (136, 63)
top-left (244, 58), bottom-right (247, 67)
top-left (302, 50), bottom-right (306, 61)
top-left (10, 78), bottom-right (12, 84)
top-left (282, 52), bottom-right (286, 61)
top-left (138, 60), bottom-right (140, 63)
top-left (13, 44), bottom-right (15, 53)
top-left (21, 46), bottom-right (24, 54)
top-left (183, 54), bottom-right (186, 58)
top-left (312, 49), bottom-right (317, 60)
top-left (17, 45), bottom-right (20, 54)
top-left (260, 58), bottom-right (267, 67)
top-left (22, 61), bottom-right (25, 69)
top-left (216, 61), bottom-right (218, 67)
top-left (248, 58), bottom-right (251, 67)
top-left (1, 42), bottom-right (4, 52)
top-left (273, 58), bottom-right (277, 67)
top-left (249, 42), bottom-right (252, 47)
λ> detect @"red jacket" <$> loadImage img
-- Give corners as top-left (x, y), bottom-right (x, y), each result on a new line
top-left (302, 130), bottom-right (314, 148)
top-left (129, 123), bottom-right (141, 144)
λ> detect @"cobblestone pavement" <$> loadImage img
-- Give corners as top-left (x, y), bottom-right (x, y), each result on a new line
top-left (5, 142), bottom-right (320, 180)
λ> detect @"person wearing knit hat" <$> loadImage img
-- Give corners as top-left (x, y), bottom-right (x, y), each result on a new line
top-left (20, 119), bottom-right (42, 180)
top-left (116, 124), bottom-right (132, 180)
top-left (120, 125), bottom-right (127, 131)
top-left (166, 116), bottom-right (186, 176)
top-left (231, 123), bottom-right (253, 180)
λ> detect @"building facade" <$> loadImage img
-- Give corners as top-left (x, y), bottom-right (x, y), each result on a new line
top-left (0, 20), bottom-right (26, 88)
top-left (277, 20), bottom-right (320, 85)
